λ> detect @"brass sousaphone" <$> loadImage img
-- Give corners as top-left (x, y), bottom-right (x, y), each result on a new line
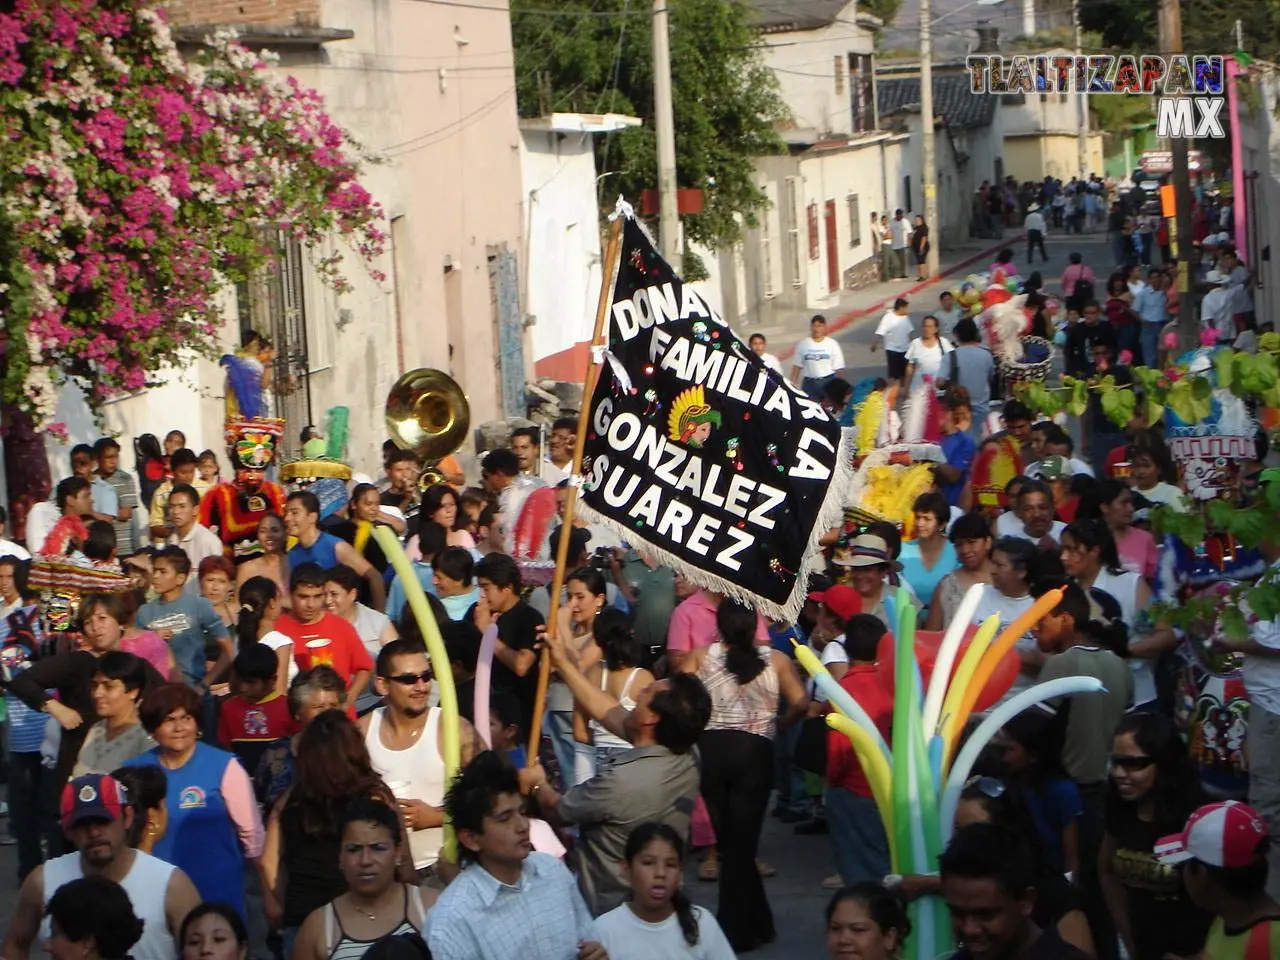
top-left (385, 368), bottom-right (470, 489)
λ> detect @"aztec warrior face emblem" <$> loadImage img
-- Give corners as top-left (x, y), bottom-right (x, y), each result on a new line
top-left (667, 385), bottom-right (721, 448)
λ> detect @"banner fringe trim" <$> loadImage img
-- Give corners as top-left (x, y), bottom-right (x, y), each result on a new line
top-left (576, 426), bottom-right (855, 624)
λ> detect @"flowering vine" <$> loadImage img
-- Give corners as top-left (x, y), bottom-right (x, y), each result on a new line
top-left (0, 1), bottom-right (386, 421)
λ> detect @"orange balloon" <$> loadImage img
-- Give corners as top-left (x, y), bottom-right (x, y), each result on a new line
top-left (873, 626), bottom-right (1020, 712)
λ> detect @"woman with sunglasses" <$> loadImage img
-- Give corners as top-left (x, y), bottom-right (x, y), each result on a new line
top-left (261, 711), bottom-right (413, 958)
top-left (1100, 712), bottom-right (1211, 960)
top-left (1059, 519), bottom-right (1174, 710)
top-left (891, 777), bottom-right (1095, 956)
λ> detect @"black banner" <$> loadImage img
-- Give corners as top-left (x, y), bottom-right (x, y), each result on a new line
top-left (580, 216), bottom-right (849, 620)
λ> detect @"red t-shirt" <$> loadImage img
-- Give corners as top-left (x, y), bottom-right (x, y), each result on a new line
top-left (276, 612), bottom-right (373, 716)
top-left (825, 664), bottom-right (894, 798)
top-left (218, 692), bottom-right (293, 750)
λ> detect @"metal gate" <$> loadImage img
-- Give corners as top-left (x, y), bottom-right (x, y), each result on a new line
top-left (489, 248), bottom-right (525, 419)
top-left (236, 230), bottom-right (314, 460)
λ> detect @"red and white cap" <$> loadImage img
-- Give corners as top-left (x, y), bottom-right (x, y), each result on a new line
top-left (1154, 800), bottom-right (1269, 869)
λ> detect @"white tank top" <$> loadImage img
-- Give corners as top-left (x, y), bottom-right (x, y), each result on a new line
top-left (41, 850), bottom-right (176, 960)
top-left (590, 668), bottom-right (641, 751)
top-left (365, 707), bottom-right (445, 870)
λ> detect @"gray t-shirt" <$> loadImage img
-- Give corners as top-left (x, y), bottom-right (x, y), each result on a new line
top-left (135, 593), bottom-right (227, 683)
top-left (948, 343), bottom-right (996, 408)
top-left (1039, 645), bottom-right (1134, 784)
top-left (557, 745), bottom-right (699, 916)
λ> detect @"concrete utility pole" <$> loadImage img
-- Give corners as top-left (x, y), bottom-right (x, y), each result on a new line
top-left (1072, 0), bottom-right (1089, 179)
top-left (1158, 0), bottom-right (1197, 347)
top-left (652, 0), bottom-right (680, 266)
top-left (920, 0), bottom-right (939, 278)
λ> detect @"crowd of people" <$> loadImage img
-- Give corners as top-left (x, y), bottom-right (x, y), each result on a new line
top-left (0, 197), bottom-right (1277, 960)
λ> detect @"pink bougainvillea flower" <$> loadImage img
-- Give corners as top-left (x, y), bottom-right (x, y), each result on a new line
top-left (0, 0), bottom-right (385, 424)
top-left (1200, 328), bottom-right (1219, 347)
top-left (1162, 332), bottom-right (1179, 350)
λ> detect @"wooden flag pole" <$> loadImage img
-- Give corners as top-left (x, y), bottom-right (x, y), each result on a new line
top-left (526, 215), bottom-right (625, 763)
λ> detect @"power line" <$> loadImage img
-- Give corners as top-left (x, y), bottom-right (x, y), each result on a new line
top-left (382, 0), bottom-right (612, 156)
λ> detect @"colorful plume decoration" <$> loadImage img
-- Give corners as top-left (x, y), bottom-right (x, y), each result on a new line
top-left (854, 389), bottom-right (885, 457)
top-left (325, 407), bottom-right (350, 461)
top-left (511, 486), bottom-right (559, 562)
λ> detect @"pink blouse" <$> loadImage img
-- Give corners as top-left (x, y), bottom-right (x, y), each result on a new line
top-left (122, 630), bottom-right (173, 679)
top-left (1115, 526), bottom-right (1158, 581)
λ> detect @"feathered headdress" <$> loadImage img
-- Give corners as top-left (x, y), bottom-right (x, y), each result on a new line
top-left (854, 388), bottom-right (885, 457)
top-left (985, 293), bottom-right (1030, 367)
top-left (667, 386), bottom-right (721, 446)
top-left (970, 435), bottom-right (1024, 509)
top-left (511, 486), bottom-right (558, 562)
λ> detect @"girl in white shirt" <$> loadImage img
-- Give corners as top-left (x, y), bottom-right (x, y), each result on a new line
top-left (595, 823), bottom-right (736, 960)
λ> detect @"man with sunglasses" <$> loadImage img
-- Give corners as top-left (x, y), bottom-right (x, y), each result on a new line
top-left (360, 638), bottom-right (481, 882)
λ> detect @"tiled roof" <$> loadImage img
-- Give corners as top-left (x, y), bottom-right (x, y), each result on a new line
top-left (876, 73), bottom-right (998, 130)
top-left (748, 0), bottom-right (850, 31)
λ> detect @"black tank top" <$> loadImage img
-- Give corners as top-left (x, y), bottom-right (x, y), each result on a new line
top-left (281, 803), bottom-right (347, 928)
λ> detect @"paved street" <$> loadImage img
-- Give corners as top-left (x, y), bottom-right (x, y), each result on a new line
top-left (0, 227), bottom-right (1127, 960)
top-left (793, 229), bottom-right (1116, 389)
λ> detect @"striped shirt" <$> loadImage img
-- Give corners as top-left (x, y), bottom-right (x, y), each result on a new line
top-left (697, 642), bottom-right (780, 740)
top-left (100, 469), bottom-right (139, 554)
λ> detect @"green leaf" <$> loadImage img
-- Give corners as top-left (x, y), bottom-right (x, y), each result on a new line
top-left (1215, 349), bottom-right (1235, 388)
top-left (1265, 470), bottom-right (1280, 512)
top-left (1168, 379), bottom-right (1213, 423)
top-left (1227, 506), bottom-right (1275, 547)
top-left (1260, 332), bottom-right (1280, 354)
top-left (1132, 366), bottom-right (1163, 392)
top-left (1144, 399), bottom-right (1165, 425)
top-left (1062, 376), bottom-right (1089, 417)
top-left (1249, 583), bottom-right (1280, 623)
top-left (1220, 606), bottom-right (1249, 643)
top-left (1100, 388), bottom-right (1136, 429)
top-left (1207, 499), bottom-right (1236, 530)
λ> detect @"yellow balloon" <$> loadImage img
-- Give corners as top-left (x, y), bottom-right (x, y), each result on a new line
top-left (373, 526), bottom-right (461, 862)
top-left (827, 713), bottom-right (897, 868)
top-left (938, 615), bottom-right (1001, 766)
top-left (948, 588), bottom-right (1065, 759)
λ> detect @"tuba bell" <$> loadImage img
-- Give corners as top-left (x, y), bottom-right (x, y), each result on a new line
top-left (384, 368), bottom-right (470, 490)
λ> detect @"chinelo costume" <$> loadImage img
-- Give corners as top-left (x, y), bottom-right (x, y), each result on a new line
top-left (202, 339), bottom-right (286, 563)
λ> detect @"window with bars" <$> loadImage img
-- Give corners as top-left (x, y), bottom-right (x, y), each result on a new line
top-left (234, 229), bottom-right (314, 460)
top-left (847, 194), bottom-right (860, 248)
top-left (807, 202), bottom-right (820, 261)
top-left (785, 177), bottom-right (801, 286)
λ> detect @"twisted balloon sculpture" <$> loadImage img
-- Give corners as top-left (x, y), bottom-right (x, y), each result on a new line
top-left (373, 527), bottom-right (462, 862)
top-left (795, 582), bottom-right (1105, 960)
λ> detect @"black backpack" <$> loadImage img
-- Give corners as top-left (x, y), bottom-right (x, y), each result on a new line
top-left (1073, 275), bottom-right (1095, 305)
